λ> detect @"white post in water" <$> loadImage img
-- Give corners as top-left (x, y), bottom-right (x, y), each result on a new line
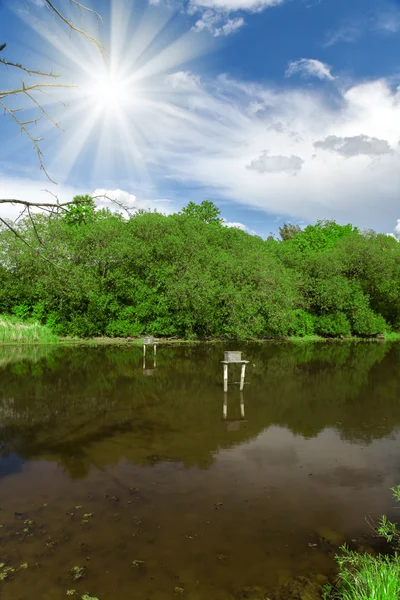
top-left (240, 363), bottom-right (246, 392)
top-left (223, 363), bottom-right (229, 392)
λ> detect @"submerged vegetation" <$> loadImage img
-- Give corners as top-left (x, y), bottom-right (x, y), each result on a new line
top-left (1, 199), bottom-right (400, 340)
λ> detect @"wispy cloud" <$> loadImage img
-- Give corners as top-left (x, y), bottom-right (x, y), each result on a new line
top-left (324, 25), bottom-right (361, 47)
top-left (325, 7), bottom-right (400, 47)
top-left (375, 10), bottom-right (400, 33)
top-left (132, 72), bottom-right (400, 232)
top-left (285, 58), bottom-right (335, 81)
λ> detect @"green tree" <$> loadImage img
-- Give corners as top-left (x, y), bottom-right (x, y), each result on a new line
top-left (180, 201), bottom-right (223, 224)
top-left (278, 223), bottom-right (302, 241)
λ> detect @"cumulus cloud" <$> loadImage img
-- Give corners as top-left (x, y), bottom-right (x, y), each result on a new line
top-left (92, 189), bottom-right (172, 214)
top-left (314, 135), bottom-right (393, 157)
top-left (395, 220), bottom-right (400, 235)
top-left (247, 152), bottom-right (304, 174)
top-left (192, 10), bottom-right (245, 36)
top-left (188, 0), bottom-right (283, 37)
top-left (268, 121), bottom-right (285, 133)
top-left (223, 220), bottom-right (250, 231)
top-left (285, 58), bottom-right (335, 81)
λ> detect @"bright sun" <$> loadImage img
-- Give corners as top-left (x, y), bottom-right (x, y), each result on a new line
top-left (90, 73), bottom-right (130, 113)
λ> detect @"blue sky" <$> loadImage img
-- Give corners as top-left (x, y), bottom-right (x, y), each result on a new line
top-left (1, 0), bottom-right (400, 237)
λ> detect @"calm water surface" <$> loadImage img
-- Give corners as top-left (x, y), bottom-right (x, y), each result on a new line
top-left (1, 342), bottom-right (400, 600)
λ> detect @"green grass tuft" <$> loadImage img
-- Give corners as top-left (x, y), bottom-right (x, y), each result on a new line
top-left (0, 315), bottom-right (58, 344)
top-left (326, 545), bottom-right (400, 600)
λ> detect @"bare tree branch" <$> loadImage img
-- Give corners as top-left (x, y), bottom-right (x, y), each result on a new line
top-left (0, 194), bottom-right (129, 212)
top-left (43, 0), bottom-right (107, 54)
top-left (27, 207), bottom-right (44, 246)
top-left (0, 58), bottom-right (60, 78)
top-left (68, 0), bottom-right (103, 23)
top-left (1, 0), bottom-right (106, 186)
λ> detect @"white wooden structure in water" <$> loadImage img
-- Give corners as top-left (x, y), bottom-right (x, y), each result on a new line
top-left (143, 336), bottom-right (157, 358)
top-left (221, 351), bottom-right (249, 392)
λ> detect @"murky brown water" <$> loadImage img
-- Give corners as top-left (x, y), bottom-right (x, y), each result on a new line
top-left (1, 342), bottom-right (400, 600)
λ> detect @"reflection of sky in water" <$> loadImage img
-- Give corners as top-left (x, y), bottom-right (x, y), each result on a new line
top-left (0, 451), bottom-right (25, 478)
top-left (0, 343), bottom-right (400, 599)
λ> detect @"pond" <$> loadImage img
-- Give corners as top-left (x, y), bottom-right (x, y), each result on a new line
top-left (0, 342), bottom-right (400, 600)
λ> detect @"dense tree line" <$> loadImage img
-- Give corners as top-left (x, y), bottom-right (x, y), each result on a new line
top-left (0, 199), bottom-right (399, 339)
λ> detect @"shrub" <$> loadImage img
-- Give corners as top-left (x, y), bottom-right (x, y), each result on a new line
top-left (288, 310), bottom-right (314, 337)
top-left (314, 313), bottom-right (351, 337)
top-left (351, 306), bottom-right (387, 336)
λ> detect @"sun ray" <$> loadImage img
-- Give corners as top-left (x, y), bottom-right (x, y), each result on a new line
top-left (9, 0), bottom-right (221, 186)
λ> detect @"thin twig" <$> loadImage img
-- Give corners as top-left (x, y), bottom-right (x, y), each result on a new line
top-left (28, 207), bottom-right (44, 246)
top-left (44, 0), bottom-right (107, 54)
top-left (68, 0), bottom-right (103, 23)
top-left (0, 58), bottom-right (60, 78)
top-left (0, 99), bottom-right (56, 183)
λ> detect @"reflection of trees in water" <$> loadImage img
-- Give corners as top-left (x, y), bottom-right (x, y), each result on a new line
top-left (0, 342), bottom-right (399, 477)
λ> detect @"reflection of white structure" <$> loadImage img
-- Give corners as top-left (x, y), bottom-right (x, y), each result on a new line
top-left (143, 336), bottom-right (157, 375)
top-left (223, 392), bottom-right (247, 431)
top-left (143, 354), bottom-right (156, 375)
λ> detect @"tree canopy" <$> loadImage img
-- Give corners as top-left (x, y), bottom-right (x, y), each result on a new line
top-left (0, 199), bottom-right (398, 339)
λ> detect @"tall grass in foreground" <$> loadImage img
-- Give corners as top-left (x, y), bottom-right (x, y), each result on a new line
top-left (0, 315), bottom-right (58, 344)
top-left (325, 545), bottom-right (400, 600)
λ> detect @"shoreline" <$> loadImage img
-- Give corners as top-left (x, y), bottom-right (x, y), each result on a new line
top-left (1, 332), bottom-right (400, 346)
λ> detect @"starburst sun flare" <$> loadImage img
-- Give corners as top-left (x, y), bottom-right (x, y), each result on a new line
top-left (89, 72), bottom-right (131, 113)
top-left (11, 0), bottom-right (212, 184)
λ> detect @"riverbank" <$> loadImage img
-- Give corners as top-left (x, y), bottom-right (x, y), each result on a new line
top-left (2, 315), bottom-right (400, 345)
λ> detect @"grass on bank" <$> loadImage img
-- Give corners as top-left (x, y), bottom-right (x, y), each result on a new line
top-left (1, 314), bottom-right (400, 346)
top-left (0, 316), bottom-right (59, 344)
top-left (324, 546), bottom-right (400, 600)
top-left (287, 332), bottom-right (400, 343)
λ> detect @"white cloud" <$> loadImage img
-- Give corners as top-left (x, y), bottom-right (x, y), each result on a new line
top-left (285, 58), bottom-right (335, 81)
top-left (0, 179), bottom-right (171, 223)
top-left (324, 25), bottom-right (361, 47)
top-left (92, 188), bottom-right (170, 214)
top-left (141, 73), bottom-right (400, 232)
top-left (247, 152), bottom-right (304, 174)
top-left (223, 220), bottom-right (250, 231)
top-left (325, 9), bottom-right (400, 47)
top-left (395, 220), bottom-right (400, 235)
top-left (314, 135), bottom-right (393, 157)
top-left (188, 0), bottom-right (283, 37)
top-left (0, 176), bottom-right (82, 221)
top-left (190, 0), bottom-right (283, 12)
top-left (192, 10), bottom-right (245, 36)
